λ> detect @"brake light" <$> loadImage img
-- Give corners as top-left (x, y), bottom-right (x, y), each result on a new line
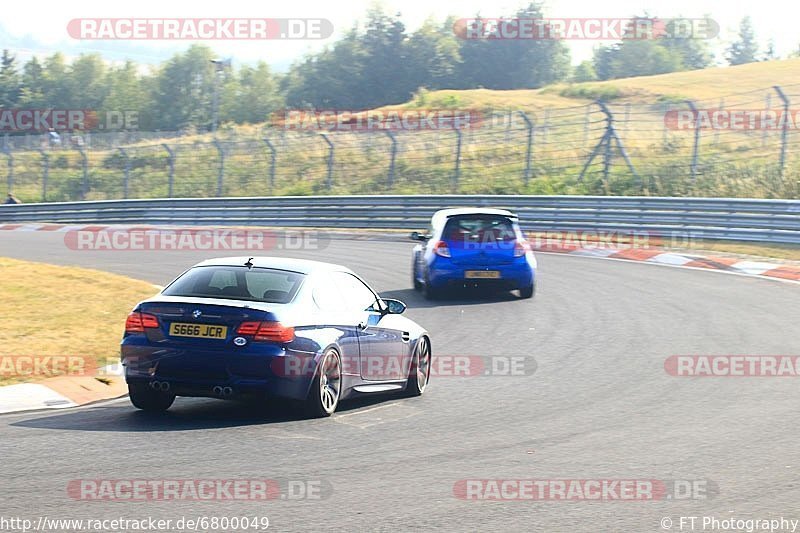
top-left (433, 240), bottom-right (451, 258)
top-left (514, 240), bottom-right (531, 257)
top-left (125, 312), bottom-right (159, 333)
top-left (236, 321), bottom-right (295, 343)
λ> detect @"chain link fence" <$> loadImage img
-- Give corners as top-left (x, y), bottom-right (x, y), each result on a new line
top-left (4, 84), bottom-right (800, 202)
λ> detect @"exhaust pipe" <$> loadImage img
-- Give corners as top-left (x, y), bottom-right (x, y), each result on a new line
top-left (212, 386), bottom-right (223, 395)
top-left (222, 387), bottom-right (233, 397)
top-left (149, 381), bottom-right (170, 392)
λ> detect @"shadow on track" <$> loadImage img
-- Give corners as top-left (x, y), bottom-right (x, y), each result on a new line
top-left (379, 287), bottom-right (525, 309)
top-left (11, 393), bottom-right (406, 432)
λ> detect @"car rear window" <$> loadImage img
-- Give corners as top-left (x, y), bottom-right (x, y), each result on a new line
top-left (162, 266), bottom-right (305, 304)
top-left (443, 215), bottom-right (518, 243)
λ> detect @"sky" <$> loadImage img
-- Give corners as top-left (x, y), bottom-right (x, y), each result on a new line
top-left (1, 0), bottom-right (799, 70)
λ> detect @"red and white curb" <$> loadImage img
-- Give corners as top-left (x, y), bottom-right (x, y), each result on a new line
top-left (0, 364), bottom-right (124, 415)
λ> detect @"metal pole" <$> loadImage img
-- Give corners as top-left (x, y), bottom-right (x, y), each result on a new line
top-left (686, 100), bottom-right (700, 181)
top-left (213, 139), bottom-right (224, 197)
top-left (263, 138), bottom-right (276, 191)
top-left (762, 92), bottom-right (771, 147)
top-left (321, 133), bottom-right (334, 190)
top-left (385, 131), bottom-right (397, 189)
top-left (38, 149), bottom-right (49, 202)
top-left (517, 111), bottom-right (534, 185)
top-left (118, 148), bottom-right (130, 199)
top-left (78, 146), bottom-right (88, 200)
top-left (3, 146), bottom-right (13, 194)
top-left (453, 129), bottom-right (463, 192)
top-left (773, 85), bottom-right (790, 181)
top-left (162, 144), bottom-right (175, 198)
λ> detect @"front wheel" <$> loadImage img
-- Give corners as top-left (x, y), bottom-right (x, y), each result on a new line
top-left (405, 337), bottom-right (431, 396)
top-left (129, 383), bottom-right (175, 412)
top-left (306, 348), bottom-right (342, 417)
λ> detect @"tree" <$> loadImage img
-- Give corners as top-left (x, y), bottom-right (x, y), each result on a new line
top-left (572, 61), bottom-right (597, 82)
top-left (0, 49), bottom-right (20, 107)
top-left (727, 16), bottom-right (759, 66)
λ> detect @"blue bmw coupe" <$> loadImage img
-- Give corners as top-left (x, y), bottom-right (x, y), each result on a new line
top-left (121, 257), bottom-right (431, 417)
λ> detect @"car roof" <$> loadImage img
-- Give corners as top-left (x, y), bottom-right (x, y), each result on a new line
top-left (431, 207), bottom-right (517, 225)
top-left (192, 256), bottom-right (353, 275)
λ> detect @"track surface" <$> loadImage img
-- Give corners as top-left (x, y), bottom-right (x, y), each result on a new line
top-left (1, 232), bottom-right (799, 532)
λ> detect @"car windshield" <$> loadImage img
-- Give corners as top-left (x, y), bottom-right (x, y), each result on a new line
top-left (443, 215), bottom-right (518, 243)
top-left (162, 266), bottom-right (304, 304)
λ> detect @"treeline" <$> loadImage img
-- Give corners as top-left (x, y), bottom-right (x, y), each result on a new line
top-left (0, 5), bottom-right (778, 132)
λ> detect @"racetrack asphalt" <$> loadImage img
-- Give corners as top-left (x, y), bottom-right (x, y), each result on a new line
top-left (1, 231), bottom-right (799, 532)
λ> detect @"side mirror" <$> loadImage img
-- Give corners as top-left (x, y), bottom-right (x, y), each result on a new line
top-left (382, 298), bottom-right (407, 315)
top-left (410, 231), bottom-right (428, 242)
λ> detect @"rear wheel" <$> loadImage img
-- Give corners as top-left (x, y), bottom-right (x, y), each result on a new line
top-left (306, 348), bottom-right (342, 417)
top-left (412, 256), bottom-right (422, 290)
top-left (422, 273), bottom-right (440, 300)
top-left (128, 383), bottom-right (175, 412)
top-left (519, 279), bottom-right (536, 299)
top-left (405, 336), bottom-right (431, 396)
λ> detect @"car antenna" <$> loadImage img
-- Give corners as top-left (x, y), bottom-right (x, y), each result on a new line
top-left (244, 257), bottom-right (254, 270)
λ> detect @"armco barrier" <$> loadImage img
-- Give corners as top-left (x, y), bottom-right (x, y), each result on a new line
top-left (1, 195), bottom-right (799, 244)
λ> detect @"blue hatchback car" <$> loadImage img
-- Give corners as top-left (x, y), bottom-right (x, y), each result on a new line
top-left (121, 257), bottom-right (431, 417)
top-left (411, 208), bottom-right (537, 299)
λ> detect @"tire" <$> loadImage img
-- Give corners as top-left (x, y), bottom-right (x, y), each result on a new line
top-left (412, 256), bottom-right (422, 290)
top-left (404, 336), bottom-right (431, 397)
top-left (129, 383), bottom-right (175, 412)
top-left (422, 273), bottom-right (440, 300)
top-left (519, 279), bottom-right (536, 299)
top-left (306, 348), bottom-right (342, 417)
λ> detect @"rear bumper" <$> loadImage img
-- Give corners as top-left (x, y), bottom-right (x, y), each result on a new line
top-left (428, 256), bottom-right (535, 290)
top-left (121, 341), bottom-right (317, 401)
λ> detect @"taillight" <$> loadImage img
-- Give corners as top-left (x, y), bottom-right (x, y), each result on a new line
top-left (514, 240), bottom-right (531, 257)
top-left (125, 312), bottom-right (159, 333)
top-left (236, 321), bottom-right (295, 343)
top-left (433, 240), bottom-right (451, 258)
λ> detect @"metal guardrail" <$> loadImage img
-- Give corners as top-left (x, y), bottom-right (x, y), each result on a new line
top-left (2, 195), bottom-right (799, 244)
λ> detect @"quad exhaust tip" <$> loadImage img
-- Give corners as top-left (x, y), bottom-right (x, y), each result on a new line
top-left (149, 381), bottom-right (170, 392)
top-left (212, 386), bottom-right (234, 397)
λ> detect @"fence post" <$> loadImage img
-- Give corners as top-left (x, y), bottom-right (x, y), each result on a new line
top-left (320, 133), bottom-right (334, 190)
top-left (2, 145), bottom-right (13, 194)
top-left (37, 149), bottom-right (49, 201)
top-left (773, 85), bottom-right (790, 181)
top-left (213, 139), bottom-right (225, 197)
top-left (763, 92), bottom-right (771, 147)
top-left (541, 109), bottom-right (550, 146)
top-left (453, 129), bottom-right (463, 192)
top-left (118, 148), bottom-right (130, 199)
top-left (77, 146), bottom-right (88, 200)
top-left (714, 98), bottom-right (724, 145)
top-left (686, 100), bottom-right (700, 181)
top-left (517, 111), bottom-right (534, 185)
top-left (162, 144), bottom-right (175, 198)
top-left (385, 130), bottom-right (397, 189)
top-left (263, 138), bottom-right (276, 191)
top-left (583, 105), bottom-right (590, 147)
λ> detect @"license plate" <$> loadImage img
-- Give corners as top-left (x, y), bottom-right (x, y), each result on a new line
top-left (465, 270), bottom-right (501, 279)
top-left (169, 322), bottom-right (228, 339)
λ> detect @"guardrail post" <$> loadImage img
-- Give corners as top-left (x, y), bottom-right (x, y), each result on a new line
top-left (517, 111), bottom-right (534, 185)
top-left (773, 85), bottom-right (790, 181)
top-left (118, 148), bottom-right (131, 199)
top-left (37, 149), bottom-right (49, 201)
top-left (686, 100), bottom-right (700, 182)
top-left (320, 133), bottom-right (334, 190)
top-left (263, 138), bottom-right (276, 191)
top-left (385, 130), bottom-right (397, 188)
top-left (213, 139), bottom-right (225, 197)
top-left (77, 146), bottom-right (88, 200)
top-left (162, 144), bottom-right (175, 197)
top-left (2, 145), bottom-right (13, 194)
top-left (453, 129), bottom-right (463, 192)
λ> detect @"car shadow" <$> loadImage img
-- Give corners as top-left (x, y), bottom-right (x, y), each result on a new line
top-left (380, 287), bottom-right (522, 309)
top-left (10, 393), bottom-right (403, 432)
